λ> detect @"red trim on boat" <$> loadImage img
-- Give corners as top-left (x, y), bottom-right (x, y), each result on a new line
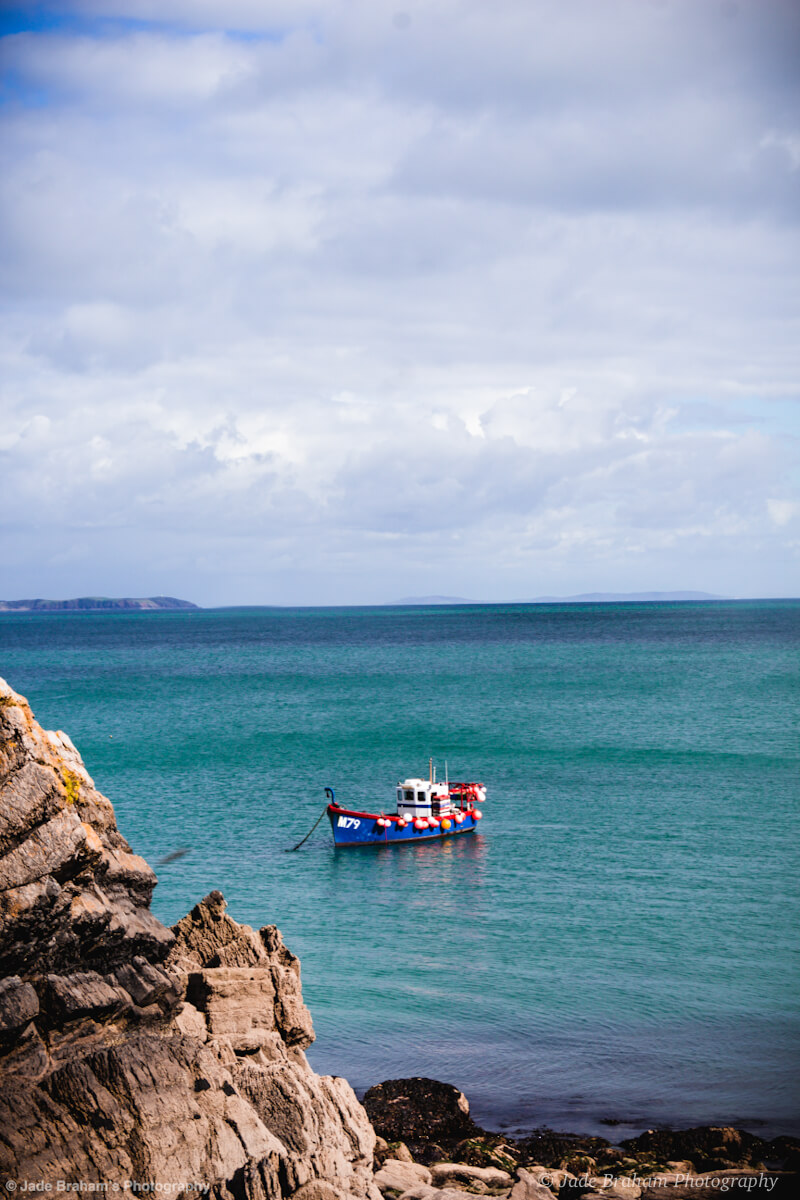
top-left (328, 804), bottom-right (400, 820)
top-left (328, 803), bottom-right (475, 820)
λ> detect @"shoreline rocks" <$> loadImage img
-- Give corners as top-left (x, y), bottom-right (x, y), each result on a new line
top-left (429, 1163), bottom-right (513, 1190)
top-left (363, 1078), bottom-right (798, 1192)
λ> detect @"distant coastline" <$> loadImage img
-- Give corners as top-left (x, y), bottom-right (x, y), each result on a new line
top-left (522, 590), bottom-right (728, 603)
top-left (0, 596), bottom-right (199, 612)
top-left (393, 591), bottom-right (728, 605)
top-left (13, 592), bottom-right (797, 613)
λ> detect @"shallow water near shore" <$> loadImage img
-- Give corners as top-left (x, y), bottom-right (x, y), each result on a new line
top-left (1, 600), bottom-right (798, 1139)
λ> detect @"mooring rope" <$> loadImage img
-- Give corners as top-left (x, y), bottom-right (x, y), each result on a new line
top-left (285, 806), bottom-right (328, 852)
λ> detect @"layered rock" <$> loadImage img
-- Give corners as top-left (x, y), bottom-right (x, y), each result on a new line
top-left (0, 677), bottom-right (377, 1200)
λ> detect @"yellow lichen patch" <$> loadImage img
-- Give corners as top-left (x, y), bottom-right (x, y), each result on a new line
top-left (62, 768), bottom-right (82, 805)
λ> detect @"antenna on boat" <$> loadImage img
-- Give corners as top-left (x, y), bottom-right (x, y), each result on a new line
top-left (445, 760), bottom-right (448, 787)
top-left (429, 757), bottom-right (433, 784)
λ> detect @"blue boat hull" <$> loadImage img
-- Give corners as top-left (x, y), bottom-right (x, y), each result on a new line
top-left (328, 804), bottom-right (479, 847)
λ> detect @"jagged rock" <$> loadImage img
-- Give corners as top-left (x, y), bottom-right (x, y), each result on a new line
top-left (293, 1185), bottom-right (357, 1200)
top-left (430, 1163), bottom-right (512, 1190)
top-left (0, 680), bottom-right (171, 977)
top-left (519, 1166), bottom-right (573, 1194)
top-left (380, 1143), bottom-right (413, 1165)
top-left (364, 1078), bottom-right (480, 1147)
top-left (515, 1131), bottom-right (610, 1171)
top-left (585, 1176), bottom-right (641, 1199)
top-left (170, 890), bottom-right (266, 971)
top-left (408, 1145), bottom-right (449, 1169)
top-left (398, 1189), bottom-right (488, 1200)
top-left (168, 892), bottom-right (315, 1051)
top-left (374, 1139), bottom-right (416, 1169)
top-left (187, 967), bottom-right (280, 1049)
top-left (113, 955), bottom-right (180, 1009)
top-left (374, 1160), bottom-right (432, 1193)
top-left (451, 1140), bottom-right (519, 1174)
top-left (506, 1170), bottom-right (557, 1200)
top-left (619, 1126), bottom-right (763, 1172)
top-left (41, 970), bottom-right (131, 1022)
top-left (0, 974), bottom-right (39, 1034)
top-left (0, 677), bottom-right (377, 1200)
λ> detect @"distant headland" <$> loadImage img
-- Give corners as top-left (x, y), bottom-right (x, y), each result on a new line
top-left (523, 590), bottom-right (727, 603)
top-left (393, 591), bottom-right (727, 605)
top-left (0, 595), bottom-right (199, 612)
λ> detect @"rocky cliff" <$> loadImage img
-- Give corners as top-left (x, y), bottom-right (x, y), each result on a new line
top-left (0, 676), bottom-right (377, 1200)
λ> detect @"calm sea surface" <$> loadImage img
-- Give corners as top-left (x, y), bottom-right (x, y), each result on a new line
top-left (1, 601), bottom-right (798, 1138)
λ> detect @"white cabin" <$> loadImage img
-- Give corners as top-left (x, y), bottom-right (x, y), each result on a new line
top-left (396, 777), bottom-right (453, 820)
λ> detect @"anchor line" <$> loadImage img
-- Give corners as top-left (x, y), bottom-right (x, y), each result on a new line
top-left (285, 806), bottom-right (328, 852)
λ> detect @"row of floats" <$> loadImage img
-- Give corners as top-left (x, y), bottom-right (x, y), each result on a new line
top-left (375, 810), bottom-right (483, 831)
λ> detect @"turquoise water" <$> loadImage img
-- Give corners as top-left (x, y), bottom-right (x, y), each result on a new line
top-left (1, 601), bottom-right (798, 1138)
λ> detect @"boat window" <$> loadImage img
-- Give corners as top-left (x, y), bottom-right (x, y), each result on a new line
top-left (404, 790), bottom-right (414, 802)
top-left (417, 791), bottom-right (426, 803)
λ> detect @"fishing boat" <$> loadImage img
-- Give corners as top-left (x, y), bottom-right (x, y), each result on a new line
top-left (326, 763), bottom-right (486, 848)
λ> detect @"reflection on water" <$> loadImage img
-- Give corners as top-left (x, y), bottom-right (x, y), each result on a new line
top-left (330, 831), bottom-right (489, 903)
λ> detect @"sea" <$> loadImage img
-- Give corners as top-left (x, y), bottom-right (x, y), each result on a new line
top-left (1, 600), bottom-right (798, 1140)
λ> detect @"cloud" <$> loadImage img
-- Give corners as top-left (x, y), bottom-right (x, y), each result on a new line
top-left (0, 0), bottom-right (798, 603)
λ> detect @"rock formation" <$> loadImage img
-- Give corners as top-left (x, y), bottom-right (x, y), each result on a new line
top-left (0, 676), bottom-right (377, 1199)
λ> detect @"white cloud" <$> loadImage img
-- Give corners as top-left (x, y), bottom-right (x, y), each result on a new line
top-left (768, 499), bottom-right (799, 527)
top-left (0, 0), bottom-right (798, 603)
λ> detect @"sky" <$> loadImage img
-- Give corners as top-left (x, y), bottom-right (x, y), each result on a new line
top-left (1, 0), bottom-right (798, 606)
